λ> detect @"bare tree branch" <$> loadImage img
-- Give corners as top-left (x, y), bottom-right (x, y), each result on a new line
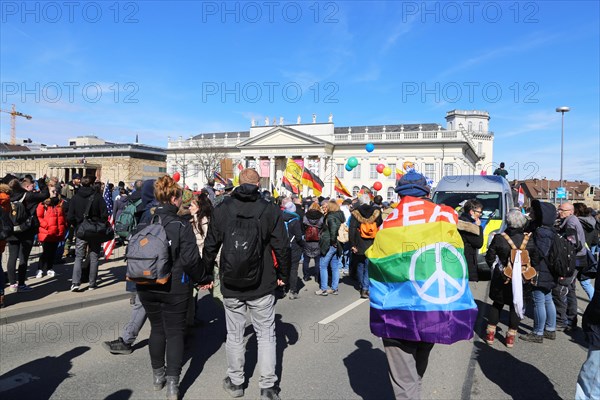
top-left (169, 138), bottom-right (228, 185)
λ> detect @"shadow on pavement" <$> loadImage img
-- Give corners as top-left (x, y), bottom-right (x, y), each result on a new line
top-left (0, 346), bottom-right (90, 399)
top-left (179, 293), bottom-right (226, 398)
top-left (242, 312), bottom-right (300, 390)
top-left (104, 389), bottom-right (133, 400)
top-left (343, 339), bottom-right (394, 400)
top-left (474, 341), bottom-right (561, 399)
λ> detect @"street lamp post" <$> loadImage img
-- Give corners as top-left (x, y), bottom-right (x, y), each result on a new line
top-left (556, 106), bottom-right (570, 204)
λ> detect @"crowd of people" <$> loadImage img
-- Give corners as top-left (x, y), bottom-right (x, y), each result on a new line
top-left (0, 169), bottom-right (598, 400)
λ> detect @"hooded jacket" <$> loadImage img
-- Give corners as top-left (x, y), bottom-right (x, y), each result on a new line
top-left (202, 183), bottom-right (291, 300)
top-left (136, 203), bottom-right (204, 295)
top-left (530, 200), bottom-right (558, 290)
top-left (9, 180), bottom-right (49, 239)
top-left (66, 186), bottom-right (108, 228)
top-left (36, 198), bottom-right (67, 242)
top-left (302, 209), bottom-right (324, 258)
top-left (457, 213), bottom-right (484, 282)
top-left (560, 214), bottom-right (587, 257)
top-left (578, 215), bottom-right (598, 247)
top-left (321, 210), bottom-right (346, 256)
top-left (283, 209), bottom-right (304, 263)
top-left (349, 204), bottom-right (383, 255)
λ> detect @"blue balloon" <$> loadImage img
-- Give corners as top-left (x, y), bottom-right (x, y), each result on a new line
top-left (365, 143), bottom-right (375, 152)
top-left (345, 164), bottom-right (353, 171)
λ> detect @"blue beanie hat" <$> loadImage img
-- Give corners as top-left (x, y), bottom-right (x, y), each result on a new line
top-left (395, 171), bottom-right (430, 197)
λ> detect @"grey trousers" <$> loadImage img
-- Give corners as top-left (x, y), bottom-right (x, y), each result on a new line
top-left (223, 294), bottom-right (277, 389)
top-left (383, 338), bottom-right (434, 400)
top-left (122, 293), bottom-right (147, 345)
top-left (72, 238), bottom-right (101, 286)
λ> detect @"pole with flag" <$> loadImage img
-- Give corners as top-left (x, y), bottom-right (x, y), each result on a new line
top-left (102, 182), bottom-right (116, 260)
top-left (518, 185), bottom-right (525, 207)
top-left (334, 176), bottom-right (352, 197)
top-left (282, 158), bottom-right (303, 194)
top-left (301, 168), bottom-right (324, 196)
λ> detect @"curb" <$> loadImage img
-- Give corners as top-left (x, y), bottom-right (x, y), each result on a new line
top-left (0, 291), bottom-right (131, 325)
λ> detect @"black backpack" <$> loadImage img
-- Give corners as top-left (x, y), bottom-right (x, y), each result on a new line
top-left (10, 193), bottom-right (33, 234)
top-left (546, 231), bottom-right (577, 282)
top-left (220, 200), bottom-right (269, 289)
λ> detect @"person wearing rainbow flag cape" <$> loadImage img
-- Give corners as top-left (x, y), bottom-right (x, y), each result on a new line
top-left (366, 171), bottom-right (478, 399)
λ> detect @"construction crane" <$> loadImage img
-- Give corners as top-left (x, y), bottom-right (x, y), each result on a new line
top-left (0, 104), bottom-right (32, 145)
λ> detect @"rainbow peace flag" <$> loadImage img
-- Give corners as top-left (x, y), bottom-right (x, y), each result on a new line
top-left (365, 196), bottom-right (477, 344)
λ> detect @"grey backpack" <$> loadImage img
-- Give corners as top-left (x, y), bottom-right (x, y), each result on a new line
top-left (125, 215), bottom-right (178, 285)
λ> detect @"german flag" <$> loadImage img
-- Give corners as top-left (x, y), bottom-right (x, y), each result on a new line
top-left (301, 168), bottom-right (324, 196)
top-left (334, 176), bottom-right (352, 197)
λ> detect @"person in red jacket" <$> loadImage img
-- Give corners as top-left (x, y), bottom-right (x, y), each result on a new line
top-left (35, 182), bottom-right (66, 278)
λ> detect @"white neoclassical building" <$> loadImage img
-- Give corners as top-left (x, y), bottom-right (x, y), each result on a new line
top-left (166, 110), bottom-right (494, 201)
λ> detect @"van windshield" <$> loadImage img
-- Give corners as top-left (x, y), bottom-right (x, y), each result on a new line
top-left (432, 191), bottom-right (503, 220)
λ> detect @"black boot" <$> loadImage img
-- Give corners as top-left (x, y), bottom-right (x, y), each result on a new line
top-left (166, 375), bottom-right (179, 400)
top-left (153, 367), bottom-right (166, 391)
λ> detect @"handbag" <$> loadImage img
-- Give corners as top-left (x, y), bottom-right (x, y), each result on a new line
top-left (76, 195), bottom-right (114, 242)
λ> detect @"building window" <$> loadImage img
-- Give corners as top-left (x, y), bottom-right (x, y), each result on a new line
top-left (425, 163), bottom-right (436, 183)
top-left (477, 142), bottom-right (483, 155)
top-left (388, 163), bottom-right (396, 179)
top-left (449, 122), bottom-right (453, 130)
top-left (468, 121), bottom-right (472, 131)
top-left (444, 163), bottom-right (454, 176)
top-left (387, 187), bottom-right (395, 202)
top-left (479, 122), bottom-right (483, 132)
top-left (336, 163), bottom-right (344, 178)
top-left (353, 164), bottom-right (361, 179)
top-left (193, 183), bottom-right (198, 191)
top-left (369, 164), bottom-right (378, 179)
top-left (352, 186), bottom-right (360, 197)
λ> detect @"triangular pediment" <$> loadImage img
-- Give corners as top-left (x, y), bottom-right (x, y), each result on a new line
top-left (238, 126), bottom-right (331, 148)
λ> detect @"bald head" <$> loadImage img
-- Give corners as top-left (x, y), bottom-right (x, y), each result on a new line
top-left (558, 202), bottom-right (574, 218)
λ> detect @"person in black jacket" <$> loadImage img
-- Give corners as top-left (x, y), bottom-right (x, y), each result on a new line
top-left (137, 175), bottom-right (205, 400)
top-left (6, 177), bottom-right (49, 292)
top-left (485, 210), bottom-right (540, 348)
top-left (282, 198), bottom-right (305, 299)
top-left (66, 175), bottom-right (108, 292)
top-left (576, 268), bottom-right (600, 399)
top-left (520, 200), bottom-right (558, 343)
top-left (349, 195), bottom-right (382, 298)
top-left (457, 199), bottom-right (484, 282)
top-left (201, 168), bottom-right (289, 400)
top-left (317, 200), bottom-right (346, 296)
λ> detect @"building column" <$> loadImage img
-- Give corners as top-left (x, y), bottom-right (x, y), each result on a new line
top-left (269, 156), bottom-right (276, 188)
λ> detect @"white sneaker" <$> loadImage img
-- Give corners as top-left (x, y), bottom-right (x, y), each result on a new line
top-left (71, 284), bottom-right (80, 292)
top-left (47, 270), bottom-right (55, 278)
top-left (36, 270), bottom-right (43, 278)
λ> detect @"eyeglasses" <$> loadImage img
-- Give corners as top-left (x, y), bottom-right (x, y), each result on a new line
top-left (473, 209), bottom-right (483, 214)
top-left (557, 208), bottom-right (570, 212)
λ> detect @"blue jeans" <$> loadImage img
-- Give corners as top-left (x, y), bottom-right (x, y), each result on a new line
top-left (356, 255), bottom-right (370, 290)
top-left (319, 246), bottom-right (340, 291)
top-left (579, 278), bottom-right (595, 300)
top-left (340, 243), bottom-right (351, 273)
top-left (531, 288), bottom-right (556, 335)
top-left (576, 346), bottom-right (600, 400)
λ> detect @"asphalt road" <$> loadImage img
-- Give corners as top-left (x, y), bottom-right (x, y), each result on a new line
top-left (0, 276), bottom-right (592, 400)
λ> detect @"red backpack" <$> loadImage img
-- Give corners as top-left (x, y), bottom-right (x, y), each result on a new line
top-left (305, 225), bottom-right (320, 242)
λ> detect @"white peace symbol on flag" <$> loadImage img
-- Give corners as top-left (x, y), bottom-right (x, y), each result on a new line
top-left (409, 242), bottom-right (467, 305)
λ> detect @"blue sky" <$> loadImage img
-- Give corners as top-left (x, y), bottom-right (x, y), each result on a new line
top-left (1, 1), bottom-right (599, 184)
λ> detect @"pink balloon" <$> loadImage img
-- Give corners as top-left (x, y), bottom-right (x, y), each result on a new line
top-left (376, 164), bottom-right (385, 174)
top-left (373, 181), bottom-right (383, 191)
top-left (173, 171), bottom-right (181, 182)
